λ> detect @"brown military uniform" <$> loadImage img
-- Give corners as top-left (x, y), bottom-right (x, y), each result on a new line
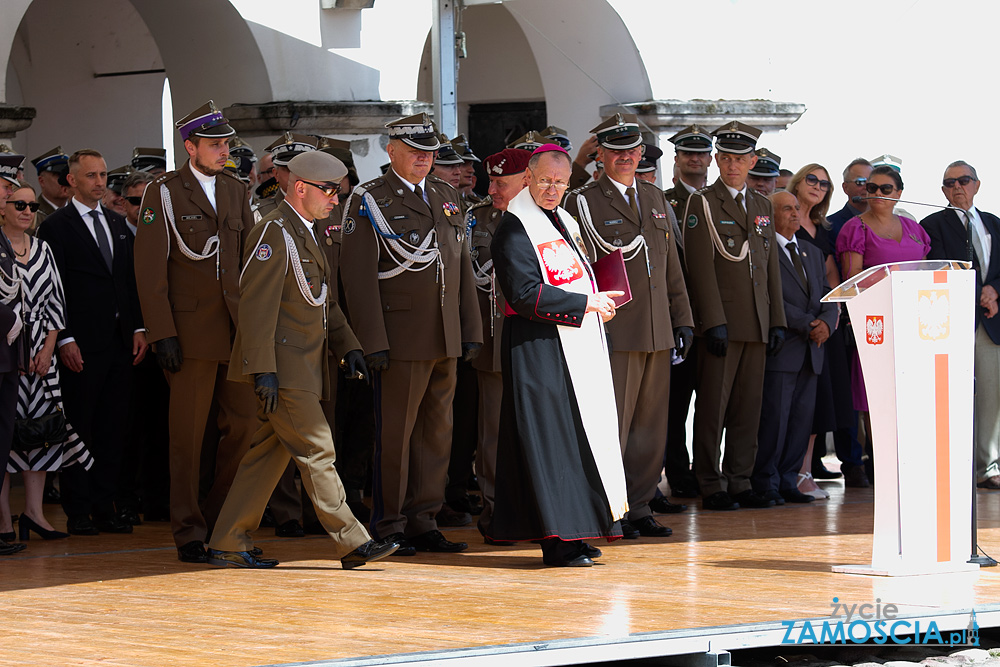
top-left (134, 161), bottom-right (257, 548)
top-left (681, 179), bottom-right (786, 497)
top-left (34, 197), bottom-right (59, 229)
top-left (211, 201), bottom-right (370, 556)
top-left (251, 189), bottom-right (283, 225)
top-left (339, 170), bottom-right (483, 539)
top-left (564, 174), bottom-right (693, 519)
top-left (465, 198), bottom-right (506, 528)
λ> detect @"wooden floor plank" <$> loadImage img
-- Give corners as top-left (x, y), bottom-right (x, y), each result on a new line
top-left (4, 483), bottom-right (1000, 667)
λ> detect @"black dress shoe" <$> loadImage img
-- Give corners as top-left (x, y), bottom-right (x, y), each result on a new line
top-left (670, 477), bottom-right (700, 498)
top-left (448, 495), bottom-right (483, 516)
top-left (702, 491), bottom-right (738, 511)
top-left (842, 465), bottom-right (871, 488)
top-left (543, 553), bottom-right (593, 567)
top-left (275, 519), bottom-right (305, 538)
top-left (380, 532), bottom-right (416, 557)
top-left (780, 488), bottom-right (816, 504)
top-left (409, 529), bottom-right (468, 553)
top-left (649, 496), bottom-right (687, 514)
top-left (66, 517), bottom-right (100, 536)
top-left (619, 518), bottom-right (640, 539)
top-left (733, 489), bottom-right (774, 508)
top-left (578, 542), bottom-right (602, 559)
top-left (632, 515), bottom-right (672, 537)
top-left (0, 538), bottom-right (26, 555)
top-left (207, 548), bottom-right (279, 568)
top-left (178, 540), bottom-right (208, 563)
top-left (19, 515), bottom-right (69, 540)
top-left (341, 538), bottom-right (399, 569)
top-left (762, 489), bottom-right (786, 506)
top-left (94, 517), bottom-right (134, 534)
top-left (812, 465), bottom-right (842, 480)
top-left (118, 507), bottom-right (142, 526)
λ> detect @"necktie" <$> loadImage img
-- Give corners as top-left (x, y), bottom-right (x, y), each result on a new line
top-left (626, 186), bottom-right (639, 219)
top-left (787, 240), bottom-right (807, 289)
top-left (735, 191), bottom-right (745, 213)
top-left (413, 184), bottom-right (431, 216)
top-left (967, 211), bottom-right (987, 269)
top-left (90, 210), bottom-right (113, 272)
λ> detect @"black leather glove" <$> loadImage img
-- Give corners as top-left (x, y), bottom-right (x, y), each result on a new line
top-left (342, 349), bottom-right (368, 383)
top-left (767, 326), bottom-right (787, 357)
top-left (704, 324), bottom-right (728, 358)
top-left (461, 342), bottom-right (482, 362)
top-left (254, 372), bottom-right (279, 414)
top-left (673, 326), bottom-right (694, 361)
top-left (155, 336), bottom-right (183, 373)
top-left (365, 350), bottom-right (390, 373)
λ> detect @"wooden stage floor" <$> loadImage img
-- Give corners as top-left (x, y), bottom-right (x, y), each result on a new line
top-left (6, 482), bottom-right (1000, 667)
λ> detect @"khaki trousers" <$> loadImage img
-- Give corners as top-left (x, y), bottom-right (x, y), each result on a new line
top-left (210, 387), bottom-right (370, 557)
top-left (166, 358), bottom-right (256, 547)
top-left (611, 350), bottom-right (672, 520)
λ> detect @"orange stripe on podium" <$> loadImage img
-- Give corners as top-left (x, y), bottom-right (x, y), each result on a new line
top-left (935, 354), bottom-right (950, 562)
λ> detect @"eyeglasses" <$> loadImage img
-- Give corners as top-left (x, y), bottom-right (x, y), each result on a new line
top-left (300, 180), bottom-right (340, 197)
top-left (260, 167), bottom-right (276, 177)
top-left (943, 175), bottom-right (976, 188)
top-left (851, 178), bottom-right (868, 187)
top-left (124, 196), bottom-right (143, 206)
top-left (534, 178), bottom-right (570, 192)
top-left (804, 174), bottom-right (832, 191)
top-left (8, 201), bottom-right (39, 212)
top-left (865, 182), bottom-right (897, 195)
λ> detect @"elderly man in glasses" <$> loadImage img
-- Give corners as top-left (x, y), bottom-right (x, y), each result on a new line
top-left (921, 161), bottom-right (1000, 490)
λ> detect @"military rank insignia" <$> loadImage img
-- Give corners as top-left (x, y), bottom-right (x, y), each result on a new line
top-left (142, 208), bottom-right (156, 224)
top-left (754, 215), bottom-right (771, 236)
top-left (651, 208), bottom-right (667, 219)
top-left (443, 202), bottom-right (460, 217)
top-left (256, 244), bottom-right (272, 261)
top-left (325, 224), bottom-right (341, 246)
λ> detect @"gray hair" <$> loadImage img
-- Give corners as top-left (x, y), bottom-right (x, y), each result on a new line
top-left (945, 160), bottom-right (978, 181)
top-left (122, 171), bottom-right (155, 194)
top-left (842, 158), bottom-right (872, 182)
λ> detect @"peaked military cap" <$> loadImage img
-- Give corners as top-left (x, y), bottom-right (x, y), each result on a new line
top-left (316, 136), bottom-right (358, 186)
top-left (668, 124), bottom-right (713, 153)
top-left (266, 132), bottom-right (318, 167)
top-left (542, 126), bottom-right (572, 152)
top-left (131, 147), bottom-right (167, 172)
top-left (591, 113), bottom-right (642, 150)
top-left (176, 101), bottom-right (235, 141)
top-left (435, 136), bottom-right (465, 166)
top-left (255, 176), bottom-right (279, 200)
top-left (712, 121), bottom-right (762, 155)
top-left (508, 130), bottom-right (547, 151)
top-left (451, 134), bottom-right (481, 163)
top-left (748, 148), bottom-right (781, 177)
top-left (31, 146), bottom-right (69, 174)
top-left (386, 113), bottom-right (439, 151)
top-left (0, 154), bottom-right (25, 186)
top-left (107, 165), bottom-right (135, 194)
top-left (228, 137), bottom-right (257, 162)
top-left (636, 143), bottom-right (663, 174)
top-left (870, 153), bottom-right (903, 172)
top-left (484, 148), bottom-right (531, 177)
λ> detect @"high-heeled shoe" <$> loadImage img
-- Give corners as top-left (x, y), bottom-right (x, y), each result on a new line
top-left (18, 514), bottom-right (69, 540)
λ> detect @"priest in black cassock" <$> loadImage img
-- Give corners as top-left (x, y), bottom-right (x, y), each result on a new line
top-left (487, 144), bottom-right (628, 567)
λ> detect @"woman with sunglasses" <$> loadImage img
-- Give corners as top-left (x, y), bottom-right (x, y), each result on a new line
top-left (0, 185), bottom-right (91, 543)
top-left (836, 166), bottom-right (930, 469)
top-left (786, 164), bottom-right (843, 499)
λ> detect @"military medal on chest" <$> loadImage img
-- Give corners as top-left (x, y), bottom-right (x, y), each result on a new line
top-left (754, 215), bottom-right (771, 236)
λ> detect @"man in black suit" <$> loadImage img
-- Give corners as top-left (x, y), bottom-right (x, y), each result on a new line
top-left (921, 161), bottom-right (1000, 490)
top-left (752, 190), bottom-right (837, 504)
top-left (38, 149), bottom-right (149, 535)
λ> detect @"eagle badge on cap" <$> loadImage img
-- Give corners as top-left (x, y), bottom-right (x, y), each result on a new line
top-left (142, 208), bottom-right (156, 225)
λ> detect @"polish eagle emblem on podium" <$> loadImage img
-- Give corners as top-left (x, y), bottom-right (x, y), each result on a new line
top-left (918, 290), bottom-right (950, 340)
top-left (866, 315), bottom-right (884, 345)
top-left (538, 239), bottom-right (583, 286)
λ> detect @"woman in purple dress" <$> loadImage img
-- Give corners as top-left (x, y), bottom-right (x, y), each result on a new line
top-left (835, 165), bottom-right (930, 464)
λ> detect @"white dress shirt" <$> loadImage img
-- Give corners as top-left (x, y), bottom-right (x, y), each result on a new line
top-left (189, 161), bottom-right (217, 212)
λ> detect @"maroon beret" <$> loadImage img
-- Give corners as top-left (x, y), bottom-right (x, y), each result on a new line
top-left (484, 148), bottom-right (532, 177)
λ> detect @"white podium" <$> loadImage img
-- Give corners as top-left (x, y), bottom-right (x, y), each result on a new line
top-left (823, 260), bottom-right (978, 576)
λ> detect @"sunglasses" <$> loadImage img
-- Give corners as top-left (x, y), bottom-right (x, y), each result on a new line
top-left (301, 180), bottom-right (341, 197)
top-left (851, 178), bottom-right (868, 187)
top-left (8, 200), bottom-right (39, 212)
top-left (124, 196), bottom-right (143, 206)
top-left (865, 182), bottom-right (897, 195)
top-left (942, 175), bottom-right (976, 188)
top-left (804, 174), bottom-right (832, 191)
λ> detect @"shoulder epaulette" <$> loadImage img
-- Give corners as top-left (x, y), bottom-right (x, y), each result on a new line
top-left (360, 177), bottom-right (384, 190)
top-left (566, 182), bottom-right (595, 198)
top-left (466, 197), bottom-right (493, 215)
top-left (153, 171), bottom-right (177, 187)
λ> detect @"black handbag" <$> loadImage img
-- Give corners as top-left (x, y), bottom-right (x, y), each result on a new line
top-left (12, 407), bottom-right (67, 454)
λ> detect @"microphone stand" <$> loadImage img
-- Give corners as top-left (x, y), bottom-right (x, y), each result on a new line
top-left (852, 195), bottom-right (996, 567)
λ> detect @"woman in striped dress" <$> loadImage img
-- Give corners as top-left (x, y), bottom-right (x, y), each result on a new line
top-left (0, 185), bottom-right (91, 541)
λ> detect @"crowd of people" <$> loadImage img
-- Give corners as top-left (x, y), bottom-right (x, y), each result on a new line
top-left (0, 100), bottom-right (995, 568)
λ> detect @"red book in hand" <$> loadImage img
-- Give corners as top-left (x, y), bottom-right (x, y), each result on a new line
top-left (592, 248), bottom-right (632, 307)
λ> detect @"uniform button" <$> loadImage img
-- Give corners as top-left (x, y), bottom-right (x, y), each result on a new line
top-left (189, 227), bottom-right (194, 232)
top-left (223, 290), bottom-right (228, 295)
top-left (221, 268), bottom-right (226, 274)
top-left (546, 313), bottom-right (551, 316)
top-left (243, 359), bottom-right (248, 365)
top-left (385, 305), bottom-right (390, 311)
top-left (281, 337), bottom-right (287, 343)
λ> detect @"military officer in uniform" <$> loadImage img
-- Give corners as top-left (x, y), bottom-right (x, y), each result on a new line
top-left (252, 133), bottom-right (318, 223)
top-left (431, 138), bottom-right (464, 190)
top-left (661, 124), bottom-right (714, 499)
top-left (747, 148), bottom-right (781, 196)
top-left (339, 113), bottom-right (483, 555)
top-left (452, 134), bottom-right (484, 210)
top-left (207, 150), bottom-right (398, 569)
top-left (542, 125), bottom-right (572, 152)
top-left (682, 121), bottom-right (787, 511)
top-left (467, 147), bottom-right (531, 542)
top-left (228, 137), bottom-right (258, 190)
top-left (564, 115), bottom-right (694, 537)
top-left (31, 147), bottom-right (71, 227)
top-left (635, 143), bottom-right (662, 184)
top-left (134, 101), bottom-right (258, 562)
